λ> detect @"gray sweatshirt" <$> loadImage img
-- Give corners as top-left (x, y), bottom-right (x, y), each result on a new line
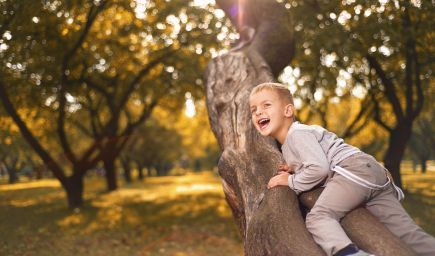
top-left (281, 122), bottom-right (360, 195)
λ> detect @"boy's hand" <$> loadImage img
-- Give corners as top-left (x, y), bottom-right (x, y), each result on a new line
top-left (278, 163), bottom-right (294, 174)
top-left (267, 172), bottom-right (290, 189)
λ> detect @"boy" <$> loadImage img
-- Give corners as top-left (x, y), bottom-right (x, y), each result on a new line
top-left (249, 82), bottom-right (435, 256)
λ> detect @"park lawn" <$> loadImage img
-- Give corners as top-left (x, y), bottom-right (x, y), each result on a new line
top-left (0, 172), bottom-right (242, 256)
top-left (0, 170), bottom-right (434, 256)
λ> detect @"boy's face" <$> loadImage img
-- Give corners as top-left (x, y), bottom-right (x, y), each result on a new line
top-left (249, 89), bottom-right (291, 138)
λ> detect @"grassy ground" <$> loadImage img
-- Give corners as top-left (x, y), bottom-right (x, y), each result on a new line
top-left (0, 170), bottom-right (434, 256)
top-left (0, 172), bottom-right (242, 256)
top-left (401, 169), bottom-right (435, 235)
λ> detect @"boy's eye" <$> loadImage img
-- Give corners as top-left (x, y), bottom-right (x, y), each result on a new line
top-left (264, 103), bottom-right (271, 107)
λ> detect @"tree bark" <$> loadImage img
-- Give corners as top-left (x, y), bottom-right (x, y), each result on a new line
top-left (121, 158), bottom-right (132, 183)
top-left (205, 0), bottom-right (416, 255)
top-left (135, 161), bottom-right (144, 180)
top-left (421, 158), bottom-right (427, 174)
top-left (384, 122), bottom-right (413, 189)
top-left (64, 173), bottom-right (84, 209)
top-left (205, 2), bottom-right (320, 251)
top-left (7, 167), bottom-right (19, 184)
top-left (103, 158), bottom-right (117, 191)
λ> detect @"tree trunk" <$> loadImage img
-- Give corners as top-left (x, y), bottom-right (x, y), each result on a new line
top-left (7, 167), bottom-right (19, 184)
top-left (421, 158), bottom-right (427, 174)
top-left (104, 158), bottom-right (118, 191)
top-left (205, 36), bottom-right (322, 256)
top-left (121, 158), bottom-right (132, 183)
top-left (135, 161), bottom-right (144, 180)
top-left (64, 174), bottom-right (84, 209)
top-left (146, 165), bottom-right (153, 177)
top-left (6, 156), bottom-right (20, 184)
top-left (205, 0), bottom-right (416, 255)
top-left (384, 123), bottom-right (412, 189)
top-left (35, 166), bottom-right (43, 179)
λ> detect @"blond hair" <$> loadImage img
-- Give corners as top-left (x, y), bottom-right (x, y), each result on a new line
top-left (250, 82), bottom-right (294, 105)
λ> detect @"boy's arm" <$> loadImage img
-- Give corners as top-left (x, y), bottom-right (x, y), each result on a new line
top-left (286, 131), bottom-right (330, 195)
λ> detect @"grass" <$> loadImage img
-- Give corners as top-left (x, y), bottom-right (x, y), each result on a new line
top-left (0, 172), bottom-right (242, 256)
top-left (0, 169), bottom-right (434, 256)
top-left (401, 169), bottom-right (435, 235)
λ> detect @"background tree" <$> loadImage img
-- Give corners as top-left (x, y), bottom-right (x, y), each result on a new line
top-left (122, 115), bottom-right (184, 177)
top-left (0, 0), bottom-right (224, 208)
top-left (282, 0), bottom-right (433, 188)
top-left (173, 98), bottom-right (220, 171)
top-left (0, 108), bottom-right (47, 183)
top-left (406, 88), bottom-right (434, 173)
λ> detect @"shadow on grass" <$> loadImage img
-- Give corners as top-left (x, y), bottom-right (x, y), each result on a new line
top-left (0, 181), bottom-right (242, 256)
top-left (1, 171), bottom-right (433, 256)
top-left (402, 192), bottom-right (435, 236)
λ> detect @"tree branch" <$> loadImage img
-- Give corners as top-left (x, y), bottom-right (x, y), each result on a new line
top-left (57, 1), bottom-right (108, 166)
top-left (366, 54), bottom-right (404, 122)
top-left (412, 51), bottom-right (424, 120)
top-left (341, 96), bottom-right (374, 139)
top-left (121, 97), bottom-right (159, 138)
top-left (216, 0), bottom-right (295, 76)
top-left (369, 88), bottom-right (392, 132)
top-left (118, 47), bottom-right (178, 110)
top-left (403, 5), bottom-right (414, 119)
top-left (0, 81), bottom-right (67, 185)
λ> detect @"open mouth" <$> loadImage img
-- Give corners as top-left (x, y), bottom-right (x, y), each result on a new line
top-left (257, 118), bottom-right (270, 130)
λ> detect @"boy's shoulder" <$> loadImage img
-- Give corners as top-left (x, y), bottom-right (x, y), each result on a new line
top-left (288, 122), bottom-right (326, 137)
top-left (283, 122), bottom-right (327, 148)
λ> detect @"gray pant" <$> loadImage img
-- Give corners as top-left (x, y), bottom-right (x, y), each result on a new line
top-left (305, 153), bottom-right (435, 256)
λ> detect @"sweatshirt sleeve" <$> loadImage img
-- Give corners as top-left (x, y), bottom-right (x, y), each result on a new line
top-left (287, 130), bottom-right (330, 195)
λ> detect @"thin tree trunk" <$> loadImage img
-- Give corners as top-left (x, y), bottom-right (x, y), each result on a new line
top-left (6, 157), bottom-right (20, 184)
top-left (121, 158), bottom-right (132, 183)
top-left (35, 166), bottom-right (43, 179)
top-left (7, 167), bottom-right (19, 184)
top-left (146, 165), bottom-right (152, 177)
top-left (421, 158), bottom-right (427, 174)
top-left (104, 158), bottom-right (117, 191)
top-left (135, 161), bottom-right (144, 180)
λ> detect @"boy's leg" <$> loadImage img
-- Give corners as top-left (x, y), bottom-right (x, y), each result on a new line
top-left (366, 185), bottom-right (435, 256)
top-left (306, 174), bottom-right (370, 256)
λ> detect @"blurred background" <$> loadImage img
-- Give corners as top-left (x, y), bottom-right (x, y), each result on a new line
top-left (0, 0), bottom-right (433, 255)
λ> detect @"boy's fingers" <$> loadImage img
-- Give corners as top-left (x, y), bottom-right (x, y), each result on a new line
top-left (267, 177), bottom-right (277, 189)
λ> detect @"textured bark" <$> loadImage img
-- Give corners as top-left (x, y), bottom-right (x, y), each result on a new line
top-left (205, 0), bottom-right (416, 255)
top-left (64, 173), bottom-right (85, 209)
top-left (121, 158), bottom-right (132, 183)
top-left (104, 158), bottom-right (118, 191)
top-left (383, 123), bottom-right (413, 188)
top-left (206, 49), bottom-right (321, 255)
top-left (135, 161), bottom-right (145, 180)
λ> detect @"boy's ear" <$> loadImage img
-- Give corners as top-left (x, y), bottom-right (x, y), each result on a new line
top-left (284, 104), bottom-right (294, 118)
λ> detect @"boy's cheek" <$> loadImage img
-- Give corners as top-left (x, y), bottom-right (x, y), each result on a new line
top-left (251, 118), bottom-right (257, 127)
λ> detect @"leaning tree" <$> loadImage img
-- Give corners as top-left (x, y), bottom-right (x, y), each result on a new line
top-left (204, 0), bottom-right (415, 255)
